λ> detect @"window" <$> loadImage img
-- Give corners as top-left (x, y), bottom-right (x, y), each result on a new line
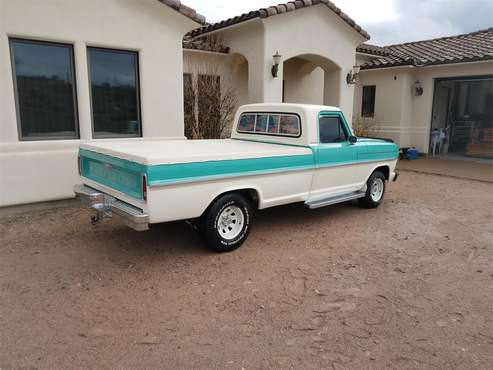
top-left (361, 85), bottom-right (376, 117)
top-left (88, 47), bottom-right (141, 138)
top-left (319, 116), bottom-right (347, 143)
top-left (9, 38), bottom-right (78, 140)
top-left (237, 113), bottom-right (301, 137)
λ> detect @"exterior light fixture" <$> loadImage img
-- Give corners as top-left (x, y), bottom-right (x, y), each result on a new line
top-left (414, 80), bottom-right (424, 96)
top-left (271, 51), bottom-right (282, 78)
top-left (346, 64), bottom-right (361, 85)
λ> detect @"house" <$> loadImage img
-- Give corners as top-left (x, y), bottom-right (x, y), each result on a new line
top-left (354, 28), bottom-right (493, 157)
top-left (0, 0), bottom-right (491, 209)
top-left (0, 0), bottom-right (205, 207)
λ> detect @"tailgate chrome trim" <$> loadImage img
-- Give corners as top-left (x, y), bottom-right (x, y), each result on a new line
top-left (74, 184), bottom-right (149, 231)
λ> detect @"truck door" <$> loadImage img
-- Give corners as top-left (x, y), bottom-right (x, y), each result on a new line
top-left (310, 112), bottom-right (360, 197)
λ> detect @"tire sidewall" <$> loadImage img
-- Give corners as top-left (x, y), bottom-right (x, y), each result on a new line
top-left (361, 171), bottom-right (386, 208)
top-left (205, 194), bottom-right (252, 252)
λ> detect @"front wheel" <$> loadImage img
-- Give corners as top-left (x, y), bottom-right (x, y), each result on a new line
top-left (199, 193), bottom-right (253, 252)
top-left (358, 171), bottom-right (386, 209)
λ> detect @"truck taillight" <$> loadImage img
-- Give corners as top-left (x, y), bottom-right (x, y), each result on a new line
top-left (142, 174), bottom-right (147, 201)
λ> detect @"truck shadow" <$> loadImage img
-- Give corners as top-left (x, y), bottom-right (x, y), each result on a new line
top-left (108, 201), bottom-right (361, 252)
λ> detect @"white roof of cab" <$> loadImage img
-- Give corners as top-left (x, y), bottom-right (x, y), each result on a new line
top-left (238, 103), bottom-right (341, 114)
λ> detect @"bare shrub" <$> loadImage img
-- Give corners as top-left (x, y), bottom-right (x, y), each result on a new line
top-left (183, 63), bottom-right (237, 140)
top-left (352, 115), bottom-right (380, 137)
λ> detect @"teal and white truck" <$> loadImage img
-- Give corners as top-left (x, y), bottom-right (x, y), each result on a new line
top-left (75, 103), bottom-right (399, 252)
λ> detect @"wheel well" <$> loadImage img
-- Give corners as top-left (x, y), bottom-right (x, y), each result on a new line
top-left (373, 165), bottom-right (390, 180)
top-left (202, 188), bottom-right (260, 218)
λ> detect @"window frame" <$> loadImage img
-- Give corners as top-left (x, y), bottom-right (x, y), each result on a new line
top-left (9, 37), bottom-right (80, 141)
top-left (87, 46), bottom-right (142, 139)
top-left (361, 85), bottom-right (376, 118)
top-left (237, 111), bottom-right (302, 138)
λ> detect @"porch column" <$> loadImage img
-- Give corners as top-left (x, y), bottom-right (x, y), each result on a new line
top-left (247, 54), bottom-right (283, 103)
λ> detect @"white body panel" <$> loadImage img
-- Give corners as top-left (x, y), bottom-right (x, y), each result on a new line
top-left (146, 169), bottom-right (314, 223)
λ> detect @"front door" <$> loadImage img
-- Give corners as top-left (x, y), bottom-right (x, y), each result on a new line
top-left (310, 112), bottom-right (360, 198)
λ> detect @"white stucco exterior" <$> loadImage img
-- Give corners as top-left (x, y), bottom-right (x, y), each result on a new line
top-left (0, 0), bottom-right (199, 207)
top-left (208, 5), bottom-right (366, 123)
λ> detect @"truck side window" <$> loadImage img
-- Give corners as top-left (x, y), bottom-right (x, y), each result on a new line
top-left (319, 116), bottom-right (347, 143)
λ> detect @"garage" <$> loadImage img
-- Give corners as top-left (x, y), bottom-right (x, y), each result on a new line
top-left (431, 75), bottom-right (493, 158)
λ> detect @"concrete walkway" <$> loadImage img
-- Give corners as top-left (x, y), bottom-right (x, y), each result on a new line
top-left (398, 157), bottom-right (493, 183)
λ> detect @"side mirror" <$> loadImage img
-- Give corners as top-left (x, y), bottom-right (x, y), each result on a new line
top-left (349, 136), bottom-right (358, 144)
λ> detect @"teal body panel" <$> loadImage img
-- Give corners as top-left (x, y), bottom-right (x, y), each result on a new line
top-left (79, 149), bottom-right (146, 200)
top-left (146, 154), bottom-right (315, 186)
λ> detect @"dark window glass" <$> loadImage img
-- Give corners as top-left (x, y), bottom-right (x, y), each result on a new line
top-left (88, 47), bottom-right (141, 138)
top-left (279, 115), bottom-right (301, 136)
top-left (10, 39), bottom-right (78, 140)
top-left (267, 115), bottom-right (280, 133)
top-left (255, 114), bottom-right (269, 133)
top-left (361, 85), bottom-right (376, 117)
top-left (238, 114), bottom-right (256, 132)
top-left (319, 116), bottom-right (347, 143)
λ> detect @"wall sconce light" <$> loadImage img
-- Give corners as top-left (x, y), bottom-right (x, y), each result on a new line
top-left (414, 80), bottom-right (424, 96)
top-left (271, 51), bottom-right (282, 78)
top-left (346, 65), bottom-right (361, 85)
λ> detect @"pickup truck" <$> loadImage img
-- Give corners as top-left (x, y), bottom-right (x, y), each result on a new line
top-left (75, 103), bottom-right (399, 252)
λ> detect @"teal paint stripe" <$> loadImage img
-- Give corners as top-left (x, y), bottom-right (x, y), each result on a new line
top-left (79, 149), bottom-right (145, 199)
top-left (146, 154), bottom-right (316, 186)
top-left (80, 149), bottom-right (146, 172)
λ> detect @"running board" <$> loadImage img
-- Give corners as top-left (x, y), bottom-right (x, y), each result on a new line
top-left (305, 191), bottom-right (366, 209)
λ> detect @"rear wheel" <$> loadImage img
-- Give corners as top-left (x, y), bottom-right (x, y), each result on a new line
top-left (358, 171), bottom-right (386, 209)
top-left (199, 193), bottom-right (253, 252)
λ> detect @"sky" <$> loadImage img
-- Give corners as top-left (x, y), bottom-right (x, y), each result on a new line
top-left (185, 0), bottom-right (493, 45)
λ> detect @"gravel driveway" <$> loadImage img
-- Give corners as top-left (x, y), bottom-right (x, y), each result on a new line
top-left (1, 172), bottom-right (492, 369)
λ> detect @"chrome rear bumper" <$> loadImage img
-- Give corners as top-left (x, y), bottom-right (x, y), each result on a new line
top-left (74, 184), bottom-right (149, 231)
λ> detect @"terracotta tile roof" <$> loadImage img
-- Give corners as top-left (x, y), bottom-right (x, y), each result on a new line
top-left (183, 36), bottom-right (230, 53)
top-left (356, 43), bottom-right (390, 57)
top-left (187, 0), bottom-right (370, 40)
top-left (158, 0), bottom-right (206, 25)
top-left (358, 27), bottom-right (493, 69)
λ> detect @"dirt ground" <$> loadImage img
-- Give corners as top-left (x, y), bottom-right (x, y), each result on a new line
top-left (1, 171), bottom-right (492, 370)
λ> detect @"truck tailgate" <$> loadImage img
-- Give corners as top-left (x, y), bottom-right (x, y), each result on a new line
top-left (79, 149), bottom-right (145, 200)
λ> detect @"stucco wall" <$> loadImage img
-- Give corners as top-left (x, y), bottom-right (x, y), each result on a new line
top-left (0, 0), bottom-right (198, 207)
top-left (283, 58), bottom-right (324, 105)
top-left (354, 61), bottom-right (493, 152)
top-left (216, 4), bottom-right (366, 124)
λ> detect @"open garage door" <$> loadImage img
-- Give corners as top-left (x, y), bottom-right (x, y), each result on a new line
top-left (431, 75), bottom-right (493, 159)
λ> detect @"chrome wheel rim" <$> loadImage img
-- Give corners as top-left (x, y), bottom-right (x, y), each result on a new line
top-left (217, 205), bottom-right (244, 240)
top-left (370, 178), bottom-right (384, 202)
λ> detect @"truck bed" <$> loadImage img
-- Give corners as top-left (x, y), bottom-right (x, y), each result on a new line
top-left (80, 139), bottom-right (311, 165)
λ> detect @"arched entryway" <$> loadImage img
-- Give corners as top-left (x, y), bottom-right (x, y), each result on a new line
top-left (282, 54), bottom-right (341, 107)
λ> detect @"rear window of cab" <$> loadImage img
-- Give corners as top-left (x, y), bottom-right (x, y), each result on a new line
top-left (237, 113), bottom-right (301, 137)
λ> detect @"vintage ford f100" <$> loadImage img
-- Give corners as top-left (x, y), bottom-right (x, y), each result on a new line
top-left (75, 103), bottom-right (399, 252)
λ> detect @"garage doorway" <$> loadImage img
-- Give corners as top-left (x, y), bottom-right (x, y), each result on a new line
top-left (430, 75), bottom-right (493, 159)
